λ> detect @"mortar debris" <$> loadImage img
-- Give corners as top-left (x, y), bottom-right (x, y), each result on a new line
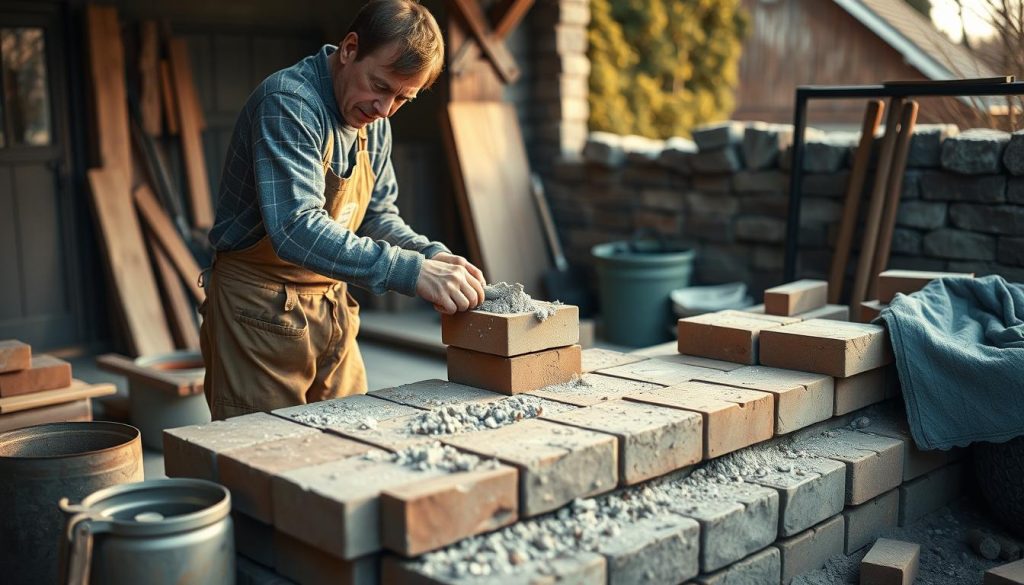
top-left (287, 400), bottom-right (406, 428)
top-left (363, 441), bottom-right (498, 473)
top-left (406, 395), bottom-right (551, 436)
top-left (479, 282), bottom-right (560, 321)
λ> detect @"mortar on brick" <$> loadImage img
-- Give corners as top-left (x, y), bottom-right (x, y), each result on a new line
top-left (274, 394), bottom-right (422, 430)
top-left (529, 373), bottom-right (661, 407)
top-left (363, 441), bottom-right (499, 473)
top-left (480, 282), bottom-right (558, 321)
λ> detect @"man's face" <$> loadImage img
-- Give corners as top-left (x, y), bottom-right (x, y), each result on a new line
top-left (333, 33), bottom-right (429, 128)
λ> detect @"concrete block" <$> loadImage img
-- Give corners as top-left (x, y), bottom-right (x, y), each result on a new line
top-left (274, 530), bottom-right (378, 585)
top-left (529, 372), bottom-right (661, 407)
top-left (675, 481), bottom-right (779, 572)
top-left (273, 394), bottom-right (422, 431)
top-left (0, 355), bottom-right (72, 397)
top-left (441, 304), bottom-right (579, 357)
top-left (876, 269), bottom-right (974, 303)
top-left (695, 365), bottom-right (833, 435)
top-left (0, 340), bottom-right (30, 374)
top-left (777, 515), bottom-right (844, 584)
top-left (442, 419), bottom-right (618, 516)
top-left (164, 413), bottom-right (318, 481)
top-left (861, 409), bottom-right (960, 481)
top-left (381, 552), bottom-right (608, 584)
top-left (380, 465), bottom-right (519, 556)
top-left (544, 399), bottom-right (702, 484)
top-left (582, 348), bottom-right (646, 373)
top-left (940, 128), bottom-right (1010, 174)
top-left (743, 122), bottom-right (794, 170)
top-left (598, 515), bottom-right (701, 585)
top-left (370, 379), bottom-right (505, 410)
top-left (693, 121), bottom-right (746, 151)
top-left (626, 382), bottom-right (773, 458)
top-left (898, 462), bottom-right (963, 526)
top-left (678, 312), bottom-right (795, 365)
top-left (765, 280), bottom-right (828, 317)
top-left (986, 559), bottom-right (1024, 585)
top-left (233, 512), bottom-right (277, 570)
top-left (748, 457), bottom-right (846, 537)
top-left (598, 357), bottom-right (721, 386)
top-left (759, 319), bottom-right (893, 378)
top-left (834, 366), bottom-right (894, 416)
top-left (860, 538), bottom-right (920, 585)
top-left (655, 353), bottom-right (746, 372)
top-left (447, 345), bottom-right (582, 395)
top-left (860, 300), bottom-right (886, 323)
top-left (796, 428), bottom-right (904, 505)
top-left (843, 489), bottom-right (899, 554)
top-left (696, 546), bottom-right (781, 585)
top-left (217, 433), bottom-right (376, 523)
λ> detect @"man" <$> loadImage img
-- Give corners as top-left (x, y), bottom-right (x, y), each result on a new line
top-left (201, 0), bottom-right (484, 420)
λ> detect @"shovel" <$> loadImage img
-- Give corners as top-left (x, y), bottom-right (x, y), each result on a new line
top-left (530, 174), bottom-right (595, 316)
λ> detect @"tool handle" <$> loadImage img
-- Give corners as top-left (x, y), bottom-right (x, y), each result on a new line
top-left (529, 173), bottom-right (569, 272)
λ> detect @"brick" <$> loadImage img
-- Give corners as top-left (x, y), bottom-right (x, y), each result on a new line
top-left (442, 419), bottom-right (617, 516)
top-left (860, 300), bottom-right (886, 323)
top-left (655, 353), bottom-right (746, 372)
top-left (678, 312), bottom-right (794, 365)
top-left (0, 340), bottom-right (30, 373)
top-left (236, 554), bottom-right (291, 585)
top-left (758, 319), bottom-right (893, 378)
top-left (743, 122), bottom-right (794, 170)
top-left (381, 552), bottom-right (608, 584)
top-left (692, 121), bottom-right (745, 150)
top-left (0, 355), bottom-right (72, 397)
top-left (898, 462), bottom-right (963, 526)
top-left (164, 413), bottom-right (318, 481)
top-left (940, 128), bottom-right (1010, 174)
top-left (273, 530), bottom-right (378, 585)
top-left (447, 345), bottom-right (582, 395)
top-left (598, 515), bottom-right (701, 585)
top-left (861, 410), bottom-right (959, 481)
top-left (380, 464), bottom-right (519, 556)
top-left (677, 482), bottom-right (779, 573)
top-left (777, 516), bottom-right (844, 585)
top-left (544, 399), bottom-right (702, 484)
top-left (861, 538), bottom-right (920, 585)
top-left (923, 228), bottom-right (996, 261)
top-left (844, 489), bottom-right (899, 554)
top-left (764, 280), bottom-right (828, 316)
top-left (920, 171), bottom-right (1006, 202)
top-left (986, 559), bottom-right (1024, 585)
top-left (690, 148), bottom-right (742, 173)
top-left (735, 216), bottom-right (787, 243)
top-left (896, 200), bottom-right (947, 229)
top-left (598, 357), bottom-right (721, 386)
top-left (796, 428), bottom-right (904, 505)
top-left (747, 457), bottom-right (846, 537)
top-left (695, 365), bottom-right (833, 435)
top-left (440, 304), bottom-right (579, 357)
top-left (274, 394), bottom-right (422, 432)
top-left (626, 382), bottom-right (773, 458)
top-left (370, 379), bottom-right (504, 410)
top-left (217, 433), bottom-right (376, 523)
top-left (696, 546), bottom-right (781, 585)
top-left (834, 366), bottom-right (895, 416)
top-left (876, 269), bottom-right (975, 303)
top-left (529, 372), bottom-right (660, 407)
top-left (745, 303), bottom-right (849, 322)
top-left (581, 348), bottom-right (646, 373)
top-left (0, 396), bottom-right (92, 432)
top-left (234, 512), bottom-right (277, 569)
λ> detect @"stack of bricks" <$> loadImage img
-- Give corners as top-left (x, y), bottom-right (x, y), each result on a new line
top-left (0, 339), bottom-right (115, 432)
top-left (859, 269), bottom-right (975, 322)
top-left (441, 302), bottom-right (583, 394)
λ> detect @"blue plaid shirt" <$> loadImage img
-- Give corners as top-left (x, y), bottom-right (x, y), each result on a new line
top-left (208, 45), bottom-right (449, 296)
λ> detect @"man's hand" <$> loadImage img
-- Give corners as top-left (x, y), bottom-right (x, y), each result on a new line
top-left (416, 253), bottom-right (487, 314)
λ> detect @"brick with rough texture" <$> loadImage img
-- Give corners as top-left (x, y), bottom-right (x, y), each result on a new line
top-left (743, 122), bottom-right (794, 170)
top-left (440, 304), bottom-right (578, 357)
top-left (582, 348), bottom-right (646, 373)
top-left (544, 399), bottom-right (702, 484)
top-left (678, 312), bottom-right (796, 365)
top-left (796, 428), bottom-right (904, 505)
top-left (693, 121), bottom-right (746, 150)
top-left (923, 228), bottom-right (996, 261)
top-left (598, 515), bottom-right (701, 585)
top-left (381, 552), bottom-right (608, 584)
top-left (920, 171), bottom-right (1005, 203)
top-left (626, 382), bottom-right (773, 458)
top-left (164, 413), bottom-right (319, 481)
top-left (234, 512), bottom-right (277, 570)
top-left (529, 373), bottom-right (660, 407)
top-left (898, 463), bottom-right (964, 526)
top-left (862, 410), bottom-right (960, 481)
top-left (834, 366), bottom-right (895, 416)
top-left (0, 355), bottom-right (72, 397)
top-left (746, 303), bottom-right (849, 322)
top-left (909, 124), bottom-right (959, 167)
top-left (860, 538), bottom-right (920, 585)
top-left (696, 544), bottom-right (781, 585)
top-left (777, 516), bottom-right (844, 585)
top-left (0, 340), bottom-right (30, 374)
top-left (843, 489), bottom-right (900, 554)
top-left (442, 418), bottom-right (617, 516)
top-left (274, 394), bottom-right (422, 432)
top-left (679, 482), bottom-right (780, 573)
top-left (859, 300), bottom-right (886, 323)
top-left (370, 379), bottom-right (504, 410)
top-left (747, 457), bottom-right (846, 537)
top-left (986, 559), bottom-right (1024, 585)
top-left (876, 269), bottom-right (975, 303)
top-left (656, 353), bottom-right (747, 372)
top-left (598, 357), bottom-right (720, 386)
top-left (765, 280), bottom-right (828, 316)
top-left (447, 345), bottom-right (582, 395)
top-left (940, 128), bottom-right (1010, 174)
top-left (273, 530), bottom-right (378, 585)
top-left (759, 319), bottom-right (893, 378)
top-left (695, 365), bottom-right (833, 435)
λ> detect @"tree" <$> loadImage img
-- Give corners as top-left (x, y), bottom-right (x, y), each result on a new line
top-left (587, 0), bottom-right (748, 139)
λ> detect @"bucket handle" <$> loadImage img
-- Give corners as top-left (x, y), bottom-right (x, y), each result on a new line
top-left (58, 499), bottom-right (112, 585)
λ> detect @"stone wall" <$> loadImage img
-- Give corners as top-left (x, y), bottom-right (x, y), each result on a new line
top-left (542, 123), bottom-right (1024, 299)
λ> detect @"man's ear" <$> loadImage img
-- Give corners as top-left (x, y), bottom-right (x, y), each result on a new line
top-left (338, 32), bottom-right (359, 64)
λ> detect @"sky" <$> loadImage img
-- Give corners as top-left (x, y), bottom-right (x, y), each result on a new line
top-left (930, 0), bottom-right (998, 42)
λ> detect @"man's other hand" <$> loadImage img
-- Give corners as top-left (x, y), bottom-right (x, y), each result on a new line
top-left (415, 253), bottom-right (487, 314)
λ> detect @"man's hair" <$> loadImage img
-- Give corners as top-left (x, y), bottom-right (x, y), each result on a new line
top-left (347, 0), bottom-right (445, 88)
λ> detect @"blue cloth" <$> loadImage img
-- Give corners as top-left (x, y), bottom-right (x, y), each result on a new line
top-left (209, 44), bottom-right (449, 296)
top-left (879, 275), bottom-right (1024, 450)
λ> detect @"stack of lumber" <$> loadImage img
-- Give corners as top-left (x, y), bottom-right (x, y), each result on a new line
top-left (0, 340), bottom-right (116, 432)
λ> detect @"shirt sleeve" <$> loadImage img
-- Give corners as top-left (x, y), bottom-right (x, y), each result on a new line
top-left (251, 92), bottom-right (423, 295)
top-left (358, 119), bottom-right (451, 259)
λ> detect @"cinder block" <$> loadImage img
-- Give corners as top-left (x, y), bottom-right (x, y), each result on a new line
top-left (274, 530), bottom-right (378, 585)
top-left (233, 512), bottom-right (277, 570)
top-left (834, 367), bottom-right (895, 416)
top-left (860, 300), bottom-right (887, 323)
top-left (678, 312), bottom-right (796, 365)
top-left (777, 515), bottom-right (844, 584)
top-left (796, 428), bottom-right (904, 505)
top-left (442, 418), bottom-right (617, 516)
top-left (598, 515), bottom-right (701, 585)
top-left (440, 303), bottom-right (578, 357)
top-left (860, 538), bottom-right (920, 585)
top-left (529, 373), bottom-right (661, 407)
top-left (747, 457), bottom-right (846, 537)
top-left (0, 355), bottom-right (72, 397)
top-left (986, 559), bottom-right (1024, 585)
top-left (843, 489), bottom-right (899, 554)
top-left (898, 462), bottom-right (963, 526)
top-left (370, 379), bottom-right (505, 410)
top-left (695, 365), bottom-right (834, 435)
top-left (447, 345), bottom-right (582, 395)
top-left (696, 546), bottom-right (781, 585)
top-left (543, 399), bottom-right (702, 484)
top-left (765, 280), bottom-right (828, 316)
top-left (674, 482), bottom-right (779, 572)
top-left (626, 382), bottom-right (773, 459)
top-left (599, 357), bottom-right (721, 386)
top-left (876, 269), bottom-right (974, 303)
top-left (582, 348), bottom-right (646, 373)
top-left (164, 413), bottom-right (318, 481)
top-left (759, 319), bottom-right (893, 377)
top-left (380, 464), bottom-right (519, 556)
top-left (218, 433), bottom-right (377, 523)
top-left (655, 353), bottom-right (746, 372)
top-left (0, 340), bottom-right (30, 374)
top-left (381, 552), bottom-right (608, 584)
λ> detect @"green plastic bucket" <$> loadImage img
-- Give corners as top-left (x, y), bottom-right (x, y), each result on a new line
top-left (592, 239), bottom-right (696, 347)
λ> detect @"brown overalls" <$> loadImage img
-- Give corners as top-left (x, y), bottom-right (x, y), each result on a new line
top-left (200, 128), bottom-right (372, 420)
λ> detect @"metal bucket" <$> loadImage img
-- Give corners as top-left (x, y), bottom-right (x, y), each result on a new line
top-left (132, 350), bottom-right (210, 450)
top-left (59, 478), bottom-right (234, 585)
top-left (0, 421), bottom-right (143, 585)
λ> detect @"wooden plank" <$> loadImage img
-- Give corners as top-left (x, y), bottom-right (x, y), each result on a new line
top-left (148, 233), bottom-right (200, 349)
top-left (449, 0), bottom-right (533, 75)
top-left (95, 353), bottom-right (203, 397)
top-left (0, 397), bottom-right (91, 433)
top-left (447, 0), bottom-right (520, 83)
top-left (0, 379), bottom-right (115, 414)
top-left (138, 20), bottom-right (162, 136)
top-left (167, 38), bottom-right (213, 229)
top-left (159, 59), bottom-right (179, 135)
top-left (134, 184), bottom-right (204, 304)
top-left (86, 5), bottom-right (131, 171)
top-left (443, 102), bottom-right (552, 295)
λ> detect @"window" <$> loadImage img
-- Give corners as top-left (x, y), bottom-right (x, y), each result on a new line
top-left (0, 28), bottom-right (51, 147)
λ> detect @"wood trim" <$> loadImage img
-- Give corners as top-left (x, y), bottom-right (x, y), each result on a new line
top-left (95, 354), bottom-right (203, 397)
top-left (447, 0), bottom-right (520, 83)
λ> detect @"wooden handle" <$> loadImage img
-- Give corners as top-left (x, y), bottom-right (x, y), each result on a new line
top-left (530, 174), bottom-right (568, 272)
